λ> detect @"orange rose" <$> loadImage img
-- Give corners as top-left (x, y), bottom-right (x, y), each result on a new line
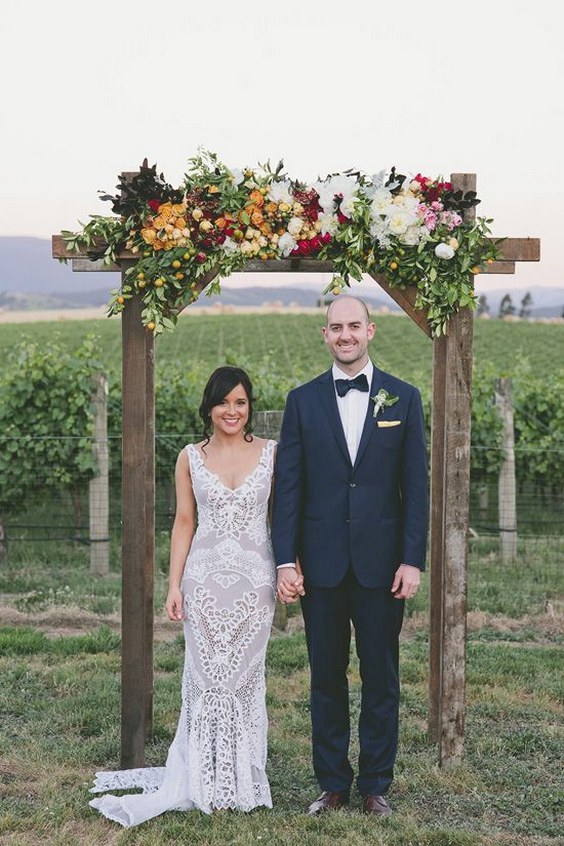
top-left (249, 190), bottom-right (265, 208)
top-left (251, 210), bottom-right (264, 226)
top-left (171, 203), bottom-right (186, 216)
top-left (215, 217), bottom-right (227, 230)
top-left (265, 202), bottom-right (278, 215)
top-left (175, 217), bottom-right (187, 230)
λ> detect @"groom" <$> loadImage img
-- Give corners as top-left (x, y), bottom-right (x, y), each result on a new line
top-left (271, 295), bottom-right (429, 816)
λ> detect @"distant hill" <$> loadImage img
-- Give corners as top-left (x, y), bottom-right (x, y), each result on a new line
top-left (1, 236), bottom-right (562, 317)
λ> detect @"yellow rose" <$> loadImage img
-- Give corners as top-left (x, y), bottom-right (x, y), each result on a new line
top-left (171, 203), bottom-right (187, 216)
top-left (192, 208), bottom-right (204, 221)
top-left (141, 228), bottom-right (156, 244)
top-left (158, 203), bottom-right (173, 220)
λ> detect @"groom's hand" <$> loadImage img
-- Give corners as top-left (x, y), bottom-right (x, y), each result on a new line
top-left (391, 563), bottom-right (421, 600)
top-left (276, 564), bottom-right (305, 604)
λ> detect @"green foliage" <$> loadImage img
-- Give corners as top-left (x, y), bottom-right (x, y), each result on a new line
top-left (513, 367), bottom-right (564, 490)
top-left (0, 335), bottom-right (103, 519)
top-left (470, 363), bottom-right (505, 478)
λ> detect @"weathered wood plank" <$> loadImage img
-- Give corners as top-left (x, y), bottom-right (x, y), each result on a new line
top-left (120, 290), bottom-right (155, 767)
top-left (71, 258), bottom-right (121, 272)
top-left (490, 237), bottom-right (540, 262)
top-left (439, 306), bottom-right (472, 766)
top-left (367, 271), bottom-right (432, 336)
top-left (429, 334), bottom-right (447, 743)
top-left (480, 261), bottom-right (515, 274)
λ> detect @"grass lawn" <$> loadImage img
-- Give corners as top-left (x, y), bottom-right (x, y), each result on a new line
top-left (0, 542), bottom-right (563, 845)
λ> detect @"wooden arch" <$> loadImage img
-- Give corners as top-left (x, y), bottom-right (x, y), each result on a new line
top-left (52, 172), bottom-right (540, 769)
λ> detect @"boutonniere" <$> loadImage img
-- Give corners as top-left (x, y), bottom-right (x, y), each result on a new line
top-left (371, 388), bottom-right (399, 418)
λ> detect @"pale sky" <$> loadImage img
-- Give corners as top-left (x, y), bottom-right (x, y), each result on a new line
top-left (1, 0), bottom-right (562, 291)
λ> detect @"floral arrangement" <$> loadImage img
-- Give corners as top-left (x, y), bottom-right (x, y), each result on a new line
top-left (61, 149), bottom-right (500, 336)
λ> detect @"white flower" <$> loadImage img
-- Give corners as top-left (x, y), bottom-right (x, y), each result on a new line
top-left (339, 196), bottom-right (357, 219)
top-left (268, 180), bottom-right (293, 204)
top-left (287, 216), bottom-right (304, 237)
top-left (313, 174), bottom-right (357, 214)
top-left (371, 388), bottom-right (399, 417)
top-left (435, 242), bottom-right (456, 260)
top-left (318, 212), bottom-right (339, 236)
top-left (239, 240), bottom-right (254, 255)
top-left (221, 236), bottom-right (238, 254)
top-left (370, 188), bottom-right (393, 215)
top-left (386, 210), bottom-right (412, 236)
top-left (227, 167), bottom-right (244, 187)
top-left (402, 225), bottom-right (424, 246)
top-left (278, 232), bottom-right (297, 257)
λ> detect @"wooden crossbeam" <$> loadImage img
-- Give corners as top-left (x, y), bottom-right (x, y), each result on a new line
top-left (51, 235), bottom-right (541, 269)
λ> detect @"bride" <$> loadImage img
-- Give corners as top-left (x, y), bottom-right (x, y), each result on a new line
top-left (89, 365), bottom-right (301, 826)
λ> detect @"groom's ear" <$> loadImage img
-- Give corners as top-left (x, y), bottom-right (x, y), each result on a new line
top-left (367, 322), bottom-right (376, 340)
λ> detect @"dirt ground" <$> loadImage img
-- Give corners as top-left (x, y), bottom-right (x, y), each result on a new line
top-left (1, 603), bottom-right (561, 644)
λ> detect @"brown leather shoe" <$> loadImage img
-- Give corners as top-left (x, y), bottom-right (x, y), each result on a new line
top-left (363, 794), bottom-right (392, 816)
top-left (307, 790), bottom-right (349, 815)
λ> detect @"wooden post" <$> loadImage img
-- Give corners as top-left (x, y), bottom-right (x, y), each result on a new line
top-left (428, 335), bottom-right (447, 743)
top-left (428, 173), bottom-right (475, 765)
top-left (121, 288), bottom-right (155, 767)
top-left (89, 374), bottom-right (110, 576)
top-left (495, 377), bottom-right (517, 560)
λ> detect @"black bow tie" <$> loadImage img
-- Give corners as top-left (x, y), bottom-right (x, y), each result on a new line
top-left (335, 373), bottom-right (369, 397)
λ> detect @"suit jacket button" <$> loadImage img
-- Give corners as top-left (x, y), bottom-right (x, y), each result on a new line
top-left (349, 482), bottom-right (356, 488)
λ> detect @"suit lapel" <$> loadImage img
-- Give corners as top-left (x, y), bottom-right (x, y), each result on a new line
top-left (353, 365), bottom-right (386, 469)
top-left (317, 369), bottom-right (351, 464)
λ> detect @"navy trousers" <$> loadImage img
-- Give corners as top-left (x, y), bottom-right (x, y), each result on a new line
top-left (300, 569), bottom-right (405, 797)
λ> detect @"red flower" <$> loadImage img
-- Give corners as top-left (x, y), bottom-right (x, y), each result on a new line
top-left (148, 199), bottom-right (161, 212)
top-left (195, 251), bottom-right (207, 263)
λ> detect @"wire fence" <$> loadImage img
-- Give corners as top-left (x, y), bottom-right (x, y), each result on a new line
top-left (1, 434), bottom-right (563, 573)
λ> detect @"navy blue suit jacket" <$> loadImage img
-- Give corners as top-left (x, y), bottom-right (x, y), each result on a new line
top-left (271, 364), bottom-right (429, 589)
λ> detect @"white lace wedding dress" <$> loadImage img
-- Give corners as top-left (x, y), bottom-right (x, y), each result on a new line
top-left (89, 439), bottom-right (277, 826)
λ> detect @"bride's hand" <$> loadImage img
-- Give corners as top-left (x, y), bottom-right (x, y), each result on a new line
top-left (165, 586), bottom-right (184, 622)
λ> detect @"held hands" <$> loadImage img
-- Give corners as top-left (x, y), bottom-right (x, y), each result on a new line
top-left (391, 563), bottom-right (421, 600)
top-left (165, 586), bottom-right (184, 622)
top-left (276, 560), bottom-right (305, 604)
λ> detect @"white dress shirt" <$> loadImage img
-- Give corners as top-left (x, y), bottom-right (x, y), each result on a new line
top-left (332, 361), bottom-right (373, 464)
top-left (276, 361), bottom-right (373, 571)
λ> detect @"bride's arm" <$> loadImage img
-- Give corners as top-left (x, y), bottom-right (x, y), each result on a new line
top-left (165, 449), bottom-right (197, 622)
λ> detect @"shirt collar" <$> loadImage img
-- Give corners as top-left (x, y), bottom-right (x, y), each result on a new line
top-left (332, 360), bottom-right (373, 383)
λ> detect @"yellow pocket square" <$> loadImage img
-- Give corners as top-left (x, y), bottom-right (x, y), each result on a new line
top-left (377, 420), bottom-right (401, 428)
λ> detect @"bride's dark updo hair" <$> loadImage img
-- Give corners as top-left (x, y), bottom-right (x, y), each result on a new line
top-left (199, 366), bottom-right (254, 445)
